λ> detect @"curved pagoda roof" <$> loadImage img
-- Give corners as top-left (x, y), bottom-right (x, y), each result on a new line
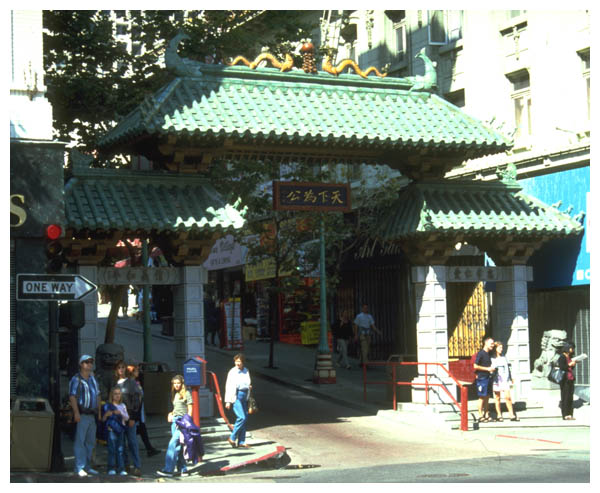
top-left (97, 41), bottom-right (512, 179)
top-left (376, 177), bottom-right (584, 265)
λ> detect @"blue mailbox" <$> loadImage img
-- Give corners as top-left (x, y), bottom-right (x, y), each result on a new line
top-left (183, 357), bottom-right (206, 387)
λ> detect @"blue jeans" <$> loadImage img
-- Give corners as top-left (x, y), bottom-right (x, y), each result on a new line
top-left (123, 421), bottom-right (141, 468)
top-left (107, 428), bottom-right (125, 472)
top-left (230, 389), bottom-right (249, 445)
top-left (73, 414), bottom-right (96, 473)
top-left (164, 420), bottom-right (187, 473)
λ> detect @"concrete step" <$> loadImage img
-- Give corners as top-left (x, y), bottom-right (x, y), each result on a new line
top-left (383, 400), bottom-right (590, 431)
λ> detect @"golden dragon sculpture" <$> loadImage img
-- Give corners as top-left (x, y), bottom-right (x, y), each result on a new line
top-left (227, 52), bottom-right (294, 72)
top-left (322, 54), bottom-right (387, 79)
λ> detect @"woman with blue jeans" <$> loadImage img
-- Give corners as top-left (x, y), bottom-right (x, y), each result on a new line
top-left (224, 353), bottom-right (252, 448)
top-left (156, 375), bottom-right (193, 477)
top-left (114, 360), bottom-right (142, 476)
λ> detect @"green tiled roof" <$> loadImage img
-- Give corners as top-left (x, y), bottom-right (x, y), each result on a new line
top-left (97, 63), bottom-right (512, 159)
top-left (377, 181), bottom-right (584, 240)
top-left (64, 167), bottom-right (245, 233)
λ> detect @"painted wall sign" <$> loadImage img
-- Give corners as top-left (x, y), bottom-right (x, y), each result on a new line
top-left (519, 166), bottom-right (589, 288)
top-left (273, 181), bottom-right (351, 212)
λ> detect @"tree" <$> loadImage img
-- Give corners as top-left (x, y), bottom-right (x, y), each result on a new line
top-left (43, 10), bottom-right (318, 162)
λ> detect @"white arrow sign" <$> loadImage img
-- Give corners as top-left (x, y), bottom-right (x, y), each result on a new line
top-left (16, 274), bottom-right (97, 301)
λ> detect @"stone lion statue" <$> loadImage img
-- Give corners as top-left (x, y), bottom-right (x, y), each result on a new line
top-left (95, 343), bottom-right (125, 400)
top-left (532, 330), bottom-right (567, 378)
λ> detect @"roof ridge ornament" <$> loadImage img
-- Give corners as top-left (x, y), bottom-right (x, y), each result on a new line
top-left (322, 47), bottom-right (387, 79)
top-left (165, 32), bottom-right (203, 77)
top-left (227, 52), bottom-right (294, 72)
top-left (496, 163), bottom-right (518, 184)
top-left (405, 48), bottom-right (437, 92)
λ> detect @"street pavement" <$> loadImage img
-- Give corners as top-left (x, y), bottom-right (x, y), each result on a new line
top-left (10, 306), bottom-right (591, 482)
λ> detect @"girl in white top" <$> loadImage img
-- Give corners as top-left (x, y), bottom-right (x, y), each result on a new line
top-left (491, 342), bottom-right (519, 421)
top-left (224, 353), bottom-right (252, 448)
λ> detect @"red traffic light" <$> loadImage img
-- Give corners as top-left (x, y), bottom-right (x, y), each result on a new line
top-left (46, 224), bottom-right (62, 240)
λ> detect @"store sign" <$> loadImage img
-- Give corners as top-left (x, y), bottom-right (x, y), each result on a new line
top-left (203, 235), bottom-right (247, 271)
top-left (245, 258), bottom-right (293, 282)
top-left (273, 181), bottom-right (351, 212)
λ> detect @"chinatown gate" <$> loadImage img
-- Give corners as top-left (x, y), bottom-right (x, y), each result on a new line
top-left (63, 38), bottom-right (582, 410)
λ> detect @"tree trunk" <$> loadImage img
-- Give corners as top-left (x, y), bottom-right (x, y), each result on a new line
top-left (104, 285), bottom-right (128, 344)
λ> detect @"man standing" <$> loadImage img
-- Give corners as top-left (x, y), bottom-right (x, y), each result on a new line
top-left (473, 337), bottom-right (496, 422)
top-left (69, 354), bottom-right (101, 477)
top-left (353, 304), bottom-right (382, 368)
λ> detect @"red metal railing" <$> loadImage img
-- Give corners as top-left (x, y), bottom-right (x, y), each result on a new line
top-left (206, 370), bottom-right (234, 431)
top-left (362, 361), bottom-right (470, 431)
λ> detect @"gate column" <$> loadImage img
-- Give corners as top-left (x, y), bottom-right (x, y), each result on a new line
top-left (411, 266), bottom-right (456, 404)
top-left (173, 266), bottom-right (213, 416)
top-left (77, 265), bottom-right (100, 358)
top-left (495, 266), bottom-right (533, 401)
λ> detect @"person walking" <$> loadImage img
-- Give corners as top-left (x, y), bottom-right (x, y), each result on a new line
top-left (353, 304), bottom-right (382, 368)
top-left (102, 386), bottom-right (129, 476)
top-left (558, 342), bottom-right (578, 420)
top-left (332, 311), bottom-right (353, 369)
top-left (224, 353), bottom-right (252, 448)
top-left (114, 360), bottom-right (142, 476)
top-left (491, 342), bottom-right (519, 422)
top-left (473, 336), bottom-right (495, 423)
top-left (156, 375), bottom-right (193, 478)
top-left (128, 364), bottom-right (161, 457)
top-left (68, 354), bottom-right (101, 477)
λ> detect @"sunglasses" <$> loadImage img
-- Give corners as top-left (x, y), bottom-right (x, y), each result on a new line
top-left (83, 360), bottom-right (94, 364)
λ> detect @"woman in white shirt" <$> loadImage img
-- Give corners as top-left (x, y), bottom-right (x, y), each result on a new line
top-left (224, 353), bottom-right (252, 448)
top-left (491, 342), bottom-right (519, 422)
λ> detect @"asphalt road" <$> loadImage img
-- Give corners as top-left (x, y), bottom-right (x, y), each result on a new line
top-left (206, 347), bottom-right (590, 484)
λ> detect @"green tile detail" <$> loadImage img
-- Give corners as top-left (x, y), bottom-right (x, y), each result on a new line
top-left (377, 181), bottom-right (584, 239)
top-left (64, 168), bottom-right (245, 233)
top-left (98, 65), bottom-right (511, 156)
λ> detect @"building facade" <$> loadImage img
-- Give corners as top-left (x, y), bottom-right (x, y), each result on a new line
top-left (321, 10), bottom-right (590, 389)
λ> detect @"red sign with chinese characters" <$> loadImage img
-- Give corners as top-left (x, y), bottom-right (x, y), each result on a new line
top-left (273, 181), bottom-right (351, 212)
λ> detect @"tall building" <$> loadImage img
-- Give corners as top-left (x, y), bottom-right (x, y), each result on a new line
top-left (321, 10), bottom-right (590, 389)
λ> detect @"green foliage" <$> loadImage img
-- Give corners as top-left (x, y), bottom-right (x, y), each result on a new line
top-left (43, 10), bottom-right (317, 163)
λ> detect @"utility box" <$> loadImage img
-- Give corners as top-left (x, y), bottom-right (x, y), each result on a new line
top-left (140, 362), bottom-right (175, 415)
top-left (183, 357), bottom-right (206, 387)
top-left (10, 397), bottom-right (54, 471)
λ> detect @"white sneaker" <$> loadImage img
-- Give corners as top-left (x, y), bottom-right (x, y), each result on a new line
top-left (87, 468), bottom-right (99, 475)
top-left (119, 470), bottom-right (128, 476)
top-left (108, 470), bottom-right (116, 475)
top-left (77, 469), bottom-right (88, 477)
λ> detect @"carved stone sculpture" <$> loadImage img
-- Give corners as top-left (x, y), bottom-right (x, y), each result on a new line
top-left (532, 330), bottom-right (567, 378)
top-left (95, 343), bottom-right (124, 400)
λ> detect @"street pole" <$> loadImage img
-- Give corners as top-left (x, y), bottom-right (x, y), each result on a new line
top-left (49, 300), bottom-right (65, 472)
top-left (313, 215), bottom-right (336, 383)
top-left (318, 216), bottom-right (329, 354)
top-left (142, 239), bottom-right (152, 362)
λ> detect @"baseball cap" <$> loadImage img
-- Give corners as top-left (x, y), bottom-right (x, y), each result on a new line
top-left (79, 354), bottom-right (94, 365)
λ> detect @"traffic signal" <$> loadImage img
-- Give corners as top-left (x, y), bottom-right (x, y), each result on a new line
top-left (45, 224), bottom-right (64, 273)
top-left (59, 301), bottom-right (85, 330)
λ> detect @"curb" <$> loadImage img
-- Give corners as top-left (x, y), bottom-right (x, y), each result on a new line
top-left (219, 445), bottom-right (288, 473)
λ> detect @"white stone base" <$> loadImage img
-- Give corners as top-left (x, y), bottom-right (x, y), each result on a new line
top-left (313, 353), bottom-right (336, 383)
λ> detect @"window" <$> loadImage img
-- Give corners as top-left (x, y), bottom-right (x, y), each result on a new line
top-left (428, 10), bottom-right (463, 45)
top-left (385, 10), bottom-right (407, 63)
top-left (445, 89), bottom-right (465, 108)
top-left (507, 71), bottom-right (532, 140)
top-left (579, 50), bottom-right (590, 121)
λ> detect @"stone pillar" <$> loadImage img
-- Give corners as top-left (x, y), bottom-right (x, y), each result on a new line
top-left (173, 266), bottom-right (212, 417)
top-left (78, 265), bottom-right (100, 358)
top-left (411, 266), bottom-right (456, 404)
top-left (173, 266), bottom-right (207, 371)
top-left (494, 265), bottom-right (533, 401)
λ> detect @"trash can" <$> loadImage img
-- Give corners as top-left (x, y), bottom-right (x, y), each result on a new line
top-left (140, 362), bottom-right (175, 415)
top-left (10, 397), bottom-right (54, 471)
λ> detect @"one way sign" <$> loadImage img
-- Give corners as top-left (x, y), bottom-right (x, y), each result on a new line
top-left (16, 274), bottom-right (97, 301)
